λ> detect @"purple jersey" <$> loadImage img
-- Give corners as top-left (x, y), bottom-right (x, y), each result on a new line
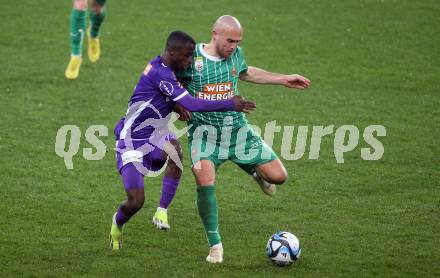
top-left (114, 56), bottom-right (188, 140)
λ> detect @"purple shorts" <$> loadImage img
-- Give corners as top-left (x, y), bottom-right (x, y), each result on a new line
top-left (115, 133), bottom-right (175, 175)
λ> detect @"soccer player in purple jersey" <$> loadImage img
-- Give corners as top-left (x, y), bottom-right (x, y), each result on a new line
top-left (109, 31), bottom-right (256, 250)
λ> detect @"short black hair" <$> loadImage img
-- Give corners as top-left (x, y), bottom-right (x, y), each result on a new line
top-left (165, 30), bottom-right (195, 51)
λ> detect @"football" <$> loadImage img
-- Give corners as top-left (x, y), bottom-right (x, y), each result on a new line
top-left (266, 231), bottom-right (301, 266)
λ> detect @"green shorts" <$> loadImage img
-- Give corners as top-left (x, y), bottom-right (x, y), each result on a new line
top-left (187, 124), bottom-right (278, 174)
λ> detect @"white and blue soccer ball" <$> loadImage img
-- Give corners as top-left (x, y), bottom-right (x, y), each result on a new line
top-left (266, 231), bottom-right (301, 266)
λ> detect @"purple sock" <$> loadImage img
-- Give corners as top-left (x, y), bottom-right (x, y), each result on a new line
top-left (159, 176), bottom-right (180, 209)
top-left (115, 207), bottom-right (129, 227)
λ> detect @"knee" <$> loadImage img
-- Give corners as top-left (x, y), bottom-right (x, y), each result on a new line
top-left (192, 160), bottom-right (216, 186)
top-left (270, 171), bottom-right (288, 185)
top-left (196, 174), bottom-right (215, 186)
top-left (257, 160), bottom-right (288, 185)
top-left (73, 0), bottom-right (87, 11)
top-left (263, 168), bottom-right (288, 185)
top-left (192, 165), bottom-right (215, 186)
top-left (128, 194), bottom-right (144, 211)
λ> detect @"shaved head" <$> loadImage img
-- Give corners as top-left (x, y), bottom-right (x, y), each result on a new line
top-left (206, 15), bottom-right (243, 58)
top-left (212, 15), bottom-right (242, 34)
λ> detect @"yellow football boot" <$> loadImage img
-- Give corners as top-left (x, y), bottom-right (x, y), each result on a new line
top-left (152, 207), bottom-right (170, 230)
top-left (109, 213), bottom-right (123, 250)
top-left (87, 28), bottom-right (101, 63)
top-left (65, 55), bottom-right (82, 80)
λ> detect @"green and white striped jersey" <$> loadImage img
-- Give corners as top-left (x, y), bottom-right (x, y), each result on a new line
top-left (178, 43), bottom-right (248, 129)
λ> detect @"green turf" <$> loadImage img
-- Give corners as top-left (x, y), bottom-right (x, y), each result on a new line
top-left (1, 0), bottom-right (439, 277)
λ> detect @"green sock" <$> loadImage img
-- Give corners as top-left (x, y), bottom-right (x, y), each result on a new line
top-left (197, 185), bottom-right (221, 247)
top-left (69, 9), bottom-right (86, 56)
top-left (89, 5), bottom-right (106, 38)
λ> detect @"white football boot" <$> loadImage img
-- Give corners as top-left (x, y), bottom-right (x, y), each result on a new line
top-left (252, 171), bottom-right (276, 196)
top-left (206, 243), bottom-right (224, 263)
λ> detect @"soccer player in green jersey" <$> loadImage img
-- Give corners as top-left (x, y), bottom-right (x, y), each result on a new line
top-left (178, 15), bottom-right (310, 263)
top-left (65, 0), bottom-right (106, 79)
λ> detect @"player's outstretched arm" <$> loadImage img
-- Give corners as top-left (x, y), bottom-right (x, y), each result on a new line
top-left (239, 66), bottom-right (310, 90)
top-left (175, 94), bottom-right (256, 113)
top-left (231, 96), bottom-right (257, 114)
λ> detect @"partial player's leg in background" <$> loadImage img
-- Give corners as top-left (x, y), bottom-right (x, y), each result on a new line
top-left (65, 0), bottom-right (87, 79)
top-left (87, 0), bottom-right (106, 62)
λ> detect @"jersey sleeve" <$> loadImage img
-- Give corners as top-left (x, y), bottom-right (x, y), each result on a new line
top-left (236, 47), bottom-right (248, 74)
top-left (154, 68), bottom-right (189, 101)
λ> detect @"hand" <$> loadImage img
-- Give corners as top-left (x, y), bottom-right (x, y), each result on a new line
top-left (173, 103), bottom-right (192, 121)
top-left (282, 74), bottom-right (310, 89)
top-left (232, 95), bottom-right (256, 113)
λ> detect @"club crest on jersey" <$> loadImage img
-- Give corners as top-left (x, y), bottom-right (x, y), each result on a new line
top-left (231, 67), bottom-right (237, 76)
top-left (159, 80), bottom-right (174, 96)
top-left (195, 56), bottom-right (203, 72)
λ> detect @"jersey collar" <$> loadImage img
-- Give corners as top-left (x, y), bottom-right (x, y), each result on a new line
top-left (198, 43), bottom-right (224, 62)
